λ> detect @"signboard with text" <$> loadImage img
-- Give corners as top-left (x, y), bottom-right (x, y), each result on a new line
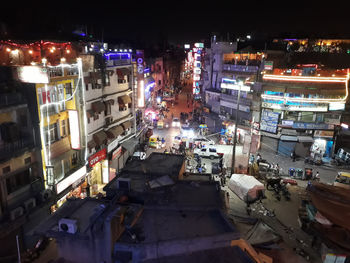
top-left (136, 50), bottom-right (145, 108)
top-left (260, 110), bottom-right (280, 134)
top-left (88, 148), bottom-right (107, 167)
top-left (293, 122), bottom-right (334, 130)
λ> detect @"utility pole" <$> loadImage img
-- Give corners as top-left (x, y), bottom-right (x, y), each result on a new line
top-left (231, 82), bottom-right (242, 175)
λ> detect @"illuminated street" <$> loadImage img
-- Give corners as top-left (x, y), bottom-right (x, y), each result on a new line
top-left (1, 5), bottom-right (350, 263)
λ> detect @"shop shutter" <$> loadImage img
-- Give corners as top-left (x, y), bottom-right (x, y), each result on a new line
top-left (278, 140), bottom-right (296, 157)
top-left (260, 136), bottom-right (279, 152)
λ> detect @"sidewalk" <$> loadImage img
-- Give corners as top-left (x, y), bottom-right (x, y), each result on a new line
top-left (257, 148), bottom-right (339, 185)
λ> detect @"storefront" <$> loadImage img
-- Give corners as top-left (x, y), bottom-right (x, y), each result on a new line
top-left (220, 121), bottom-right (250, 145)
top-left (87, 148), bottom-right (107, 196)
top-left (109, 145), bottom-right (126, 176)
top-left (51, 165), bottom-right (87, 213)
top-left (278, 135), bottom-right (297, 157)
top-left (312, 130), bottom-right (334, 159)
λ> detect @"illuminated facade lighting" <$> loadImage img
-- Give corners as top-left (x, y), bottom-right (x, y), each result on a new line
top-left (263, 74), bottom-right (348, 83)
top-left (262, 74), bottom-right (349, 103)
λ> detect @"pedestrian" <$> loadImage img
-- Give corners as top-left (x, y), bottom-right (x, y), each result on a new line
top-left (276, 163), bottom-right (280, 175)
top-left (256, 153), bottom-right (262, 164)
top-left (314, 171), bottom-right (320, 181)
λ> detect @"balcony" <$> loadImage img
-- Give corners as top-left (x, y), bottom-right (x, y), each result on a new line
top-left (0, 93), bottom-right (26, 109)
top-left (0, 136), bottom-right (35, 161)
top-left (221, 93), bottom-right (252, 106)
top-left (223, 64), bottom-right (259, 73)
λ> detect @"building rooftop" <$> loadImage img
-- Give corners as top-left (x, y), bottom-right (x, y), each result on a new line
top-left (104, 152), bottom-right (185, 194)
top-left (142, 246), bottom-right (256, 263)
top-left (118, 207), bottom-right (237, 244)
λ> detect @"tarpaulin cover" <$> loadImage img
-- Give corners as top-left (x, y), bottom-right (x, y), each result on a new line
top-left (307, 182), bottom-right (350, 231)
top-left (228, 174), bottom-right (265, 203)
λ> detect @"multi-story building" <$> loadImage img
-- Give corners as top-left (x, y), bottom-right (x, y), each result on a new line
top-left (0, 66), bottom-right (44, 258)
top-left (259, 38), bottom-right (350, 160)
top-left (82, 45), bottom-right (137, 195)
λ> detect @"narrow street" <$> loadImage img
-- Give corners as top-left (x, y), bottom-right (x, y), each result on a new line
top-left (146, 81), bottom-right (326, 263)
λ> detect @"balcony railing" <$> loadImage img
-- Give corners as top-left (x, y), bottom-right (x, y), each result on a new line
top-left (223, 64), bottom-right (259, 73)
top-left (221, 93), bottom-right (252, 106)
top-left (0, 137), bottom-right (35, 161)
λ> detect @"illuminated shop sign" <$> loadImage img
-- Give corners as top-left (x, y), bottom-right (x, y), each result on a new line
top-left (329, 103), bottom-right (345, 111)
top-left (68, 110), bottom-right (81, 149)
top-left (194, 43), bottom-right (204, 48)
top-left (136, 50), bottom-right (145, 108)
top-left (88, 148), bottom-right (107, 167)
top-left (16, 66), bottom-right (49, 84)
top-left (56, 166), bottom-right (87, 194)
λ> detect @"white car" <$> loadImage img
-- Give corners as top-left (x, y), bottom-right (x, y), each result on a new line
top-left (172, 117), bottom-right (181, 128)
top-left (193, 137), bottom-right (215, 147)
top-left (194, 147), bottom-right (223, 159)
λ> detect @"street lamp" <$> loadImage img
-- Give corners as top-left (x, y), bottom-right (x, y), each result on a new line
top-left (231, 81), bottom-right (243, 175)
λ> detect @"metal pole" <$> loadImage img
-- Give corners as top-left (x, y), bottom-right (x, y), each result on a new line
top-left (231, 84), bottom-right (241, 175)
top-left (16, 235), bottom-right (21, 263)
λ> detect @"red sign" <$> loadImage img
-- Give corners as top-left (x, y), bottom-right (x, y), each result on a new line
top-left (112, 146), bottom-right (122, 160)
top-left (88, 148), bottom-right (107, 167)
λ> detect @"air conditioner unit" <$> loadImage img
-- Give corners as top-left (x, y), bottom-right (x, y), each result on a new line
top-left (24, 198), bottom-right (36, 211)
top-left (10, 207), bottom-right (24, 221)
top-left (116, 178), bottom-right (131, 191)
top-left (59, 218), bottom-right (78, 234)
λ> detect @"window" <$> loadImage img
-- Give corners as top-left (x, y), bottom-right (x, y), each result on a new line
top-left (6, 169), bottom-right (30, 195)
top-left (209, 148), bottom-right (217, 153)
top-left (158, 80), bottom-right (161, 86)
top-left (3, 166), bottom-right (11, 174)
top-left (65, 82), bottom-right (73, 98)
top-left (105, 102), bottom-right (111, 116)
top-left (61, 120), bottom-right (67, 137)
top-left (72, 152), bottom-right (78, 166)
top-left (44, 123), bottom-right (59, 144)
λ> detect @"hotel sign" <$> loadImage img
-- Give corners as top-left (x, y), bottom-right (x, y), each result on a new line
top-left (136, 50), bottom-right (145, 108)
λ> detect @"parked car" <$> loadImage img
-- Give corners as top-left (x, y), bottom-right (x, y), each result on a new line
top-left (194, 147), bottom-right (223, 159)
top-left (193, 137), bottom-right (215, 146)
top-left (172, 117), bottom-right (181, 128)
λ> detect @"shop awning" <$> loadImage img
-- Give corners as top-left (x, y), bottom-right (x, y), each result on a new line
top-left (118, 95), bottom-right (132, 105)
top-left (87, 140), bottom-right (96, 150)
top-left (86, 109), bottom-right (95, 118)
top-left (122, 121), bottom-right (132, 130)
top-left (117, 68), bottom-right (131, 78)
top-left (91, 101), bottom-right (106, 113)
top-left (298, 136), bottom-right (314, 143)
top-left (281, 128), bottom-right (297, 136)
top-left (106, 125), bottom-right (124, 139)
top-left (280, 135), bottom-right (298, 142)
top-left (93, 131), bottom-right (107, 146)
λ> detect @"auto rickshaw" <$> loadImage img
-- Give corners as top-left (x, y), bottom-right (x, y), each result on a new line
top-left (157, 120), bottom-right (164, 129)
top-left (334, 172), bottom-right (350, 189)
top-left (149, 135), bottom-right (158, 148)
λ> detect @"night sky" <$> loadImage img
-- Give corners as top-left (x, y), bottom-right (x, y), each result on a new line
top-left (1, 1), bottom-right (349, 45)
